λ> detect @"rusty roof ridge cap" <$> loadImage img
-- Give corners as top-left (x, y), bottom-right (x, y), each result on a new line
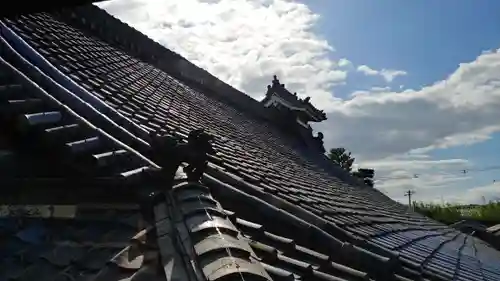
top-left (0, 21), bottom-right (154, 148)
top-left (0, 46), bottom-right (159, 170)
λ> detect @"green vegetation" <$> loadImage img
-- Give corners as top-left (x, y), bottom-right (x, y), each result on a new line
top-left (413, 202), bottom-right (462, 224)
top-left (328, 148), bottom-right (355, 172)
top-left (413, 201), bottom-right (500, 224)
top-left (327, 147), bottom-right (375, 187)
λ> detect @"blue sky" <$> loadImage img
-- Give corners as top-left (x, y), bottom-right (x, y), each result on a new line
top-left (99, 0), bottom-right (500, 204)
top-left (307, 0), bottom-right (500, 92)
top-left (305, 0), bottom-right (500, 201)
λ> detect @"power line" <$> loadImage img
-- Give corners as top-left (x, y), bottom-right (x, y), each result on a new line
top-left (467, 165), bottom-right (500, 173)
top-left (374, 164), bottom-right (500, 182)
top-left (376, 173), bottom-right (420, 181)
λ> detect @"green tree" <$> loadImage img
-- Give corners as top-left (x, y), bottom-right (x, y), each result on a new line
top-left (353, 168), bottom-right (375, 187)
top-left (328, 147), bottom-right (355, 172)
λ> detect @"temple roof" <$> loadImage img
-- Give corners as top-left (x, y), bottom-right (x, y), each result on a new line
top-left (1, 7), bottom-right (500, 281)
top-left (262, 75), bottom-right (327, 122)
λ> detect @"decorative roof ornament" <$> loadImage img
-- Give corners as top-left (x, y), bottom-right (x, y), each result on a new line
top-left (262, 75), bottom-right (327, 124)
top-left (272, 75), bottom-right (280, 87)
top-left (316, 132), bottom-right (324, 140)
top-left (148, 129), bottom-right (215, 184)
top-left (313, 132), bottom-right (325, 153)
top-left (183, 129), bottom-right (215, 181)
top-left (266, 85), bottom-right (272, 96)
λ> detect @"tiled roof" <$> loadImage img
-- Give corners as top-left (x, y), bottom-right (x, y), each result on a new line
top-left (0, 1), bottom-right (105, 18)
top-left (487, 224), bottom-right (500, 236)
top-left (1, 7), bottom-right (500, 281)
top-left (450, 220), bottom-right (488, 234)
top-left (0, 210), bottom-right (140, 281)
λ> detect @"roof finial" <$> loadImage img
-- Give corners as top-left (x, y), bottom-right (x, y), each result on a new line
top-left (184, 129), bottom-right (215, 182)
top-left (314, 132), bottom-right (325, 153)
top-left (148, 129), bottom-right (214, 184)
top-left (272, 75), bottom-right (280, 87)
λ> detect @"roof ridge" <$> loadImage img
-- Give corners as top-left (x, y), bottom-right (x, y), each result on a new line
top-left (0, 20), bottom-right (157, 166)
top-left (203, 172), bottom-right (403, 280)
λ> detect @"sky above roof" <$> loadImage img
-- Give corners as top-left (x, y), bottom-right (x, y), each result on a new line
top-left (97, 0), bottom-right (500, 205)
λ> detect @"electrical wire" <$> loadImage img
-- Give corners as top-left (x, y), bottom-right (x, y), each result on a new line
top-left (373, 164), bottom-right (500, 182)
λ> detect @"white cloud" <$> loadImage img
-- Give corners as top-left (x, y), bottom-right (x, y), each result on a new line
top-left (98, 0), bottom-right (500, 204)
top-left (364, 157), bottom-right (470, 172)
top-left (358, 152), bottom-right (500, 204)
top-left (357, 65), bottom-right (379, 76)
top-left (338, 58), bottom-right (352, 68)
top-left (357, 65), bottom-right (407, 82)
top-left (316, 49), bottom-right (500, 161)
top-left (349, 86), bottom-right (391, 98)
top-left (380, 69), bottom-right (407, 83)
top-left (359, 154), bottom-right (473, 203)
top-left (414, 182), bottom-right (500, 205)
top-left (370, 86), bottom-right (391, 92)
top-left (350, 90), bottom-right (370, 97)
top-left (98, 0), bottom-right (346, 109)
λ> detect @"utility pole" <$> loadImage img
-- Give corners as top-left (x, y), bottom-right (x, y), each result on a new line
top-left (404, 190), bottom-right (415, 209)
